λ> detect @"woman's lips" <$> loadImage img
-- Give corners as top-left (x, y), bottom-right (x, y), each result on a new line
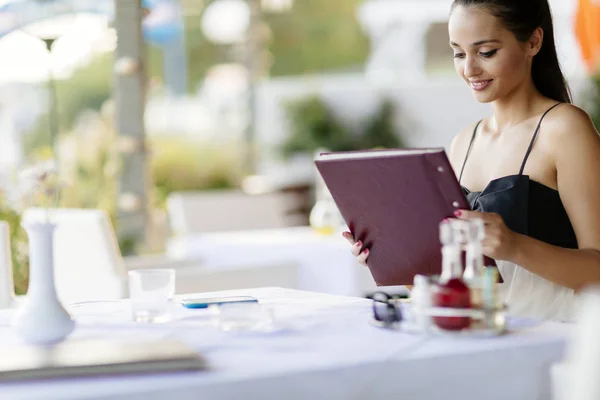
top-left (470, 79), bottom-right (493, 91)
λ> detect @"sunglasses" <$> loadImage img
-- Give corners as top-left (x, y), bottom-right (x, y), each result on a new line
top-left (366, 291), bottom-right (406, 326)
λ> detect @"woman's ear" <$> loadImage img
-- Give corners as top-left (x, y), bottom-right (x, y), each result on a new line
top-left (528, 27), bottom-right (544, 57)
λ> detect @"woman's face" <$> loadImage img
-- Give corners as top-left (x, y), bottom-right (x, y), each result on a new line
top-left (448, 5), bottom-right (532, 103)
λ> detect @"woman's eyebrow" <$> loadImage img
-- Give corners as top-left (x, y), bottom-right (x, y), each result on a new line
top-left (450, 39), bottom-right (501, 47)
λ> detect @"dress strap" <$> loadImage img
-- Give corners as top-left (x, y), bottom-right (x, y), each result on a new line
top-left (458, 120), bottom-right (482, 184)
top-left (519, 103), bottom-right (562, 175)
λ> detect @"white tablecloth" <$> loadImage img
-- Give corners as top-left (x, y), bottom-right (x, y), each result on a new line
top-left (167, 227), bottom-right (378, 297)
top-left (0, 288), bottom-right (570, 400)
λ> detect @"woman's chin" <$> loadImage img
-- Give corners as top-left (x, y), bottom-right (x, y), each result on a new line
top-left (471, 91), bottom-right (497, 103)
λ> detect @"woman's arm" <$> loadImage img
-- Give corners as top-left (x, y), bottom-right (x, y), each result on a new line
top-left (454, 208), bottom-right (600, 290)
top-left (510, 233), bottom-right (600, 291)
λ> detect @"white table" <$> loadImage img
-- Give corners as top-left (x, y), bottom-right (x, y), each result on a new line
top-left (166, 227), bottom-right (378, 297)
top-left (0, 288), bottom-right (570, 400)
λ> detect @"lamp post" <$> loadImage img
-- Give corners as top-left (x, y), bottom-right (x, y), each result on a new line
top-left (2, 2), bottom-right (117, 153)
top-left (22, 13), bottom-right (79, 150)
top-left (42, 38), bottom-right (58, 149)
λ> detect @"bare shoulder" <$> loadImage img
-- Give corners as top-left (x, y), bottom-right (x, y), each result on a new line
top-left (542, 103), bottom-right (600, 154)
top-left (448, 120), bottom-right (482, 169)
top-left (543, 103), bottom-right (598, 139)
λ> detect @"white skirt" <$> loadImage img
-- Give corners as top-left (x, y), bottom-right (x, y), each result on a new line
top-left (497, 261), bottom-right (580, 323)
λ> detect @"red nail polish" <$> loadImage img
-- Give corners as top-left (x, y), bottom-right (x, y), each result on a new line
top-left (454, 210), bottom-right (462, 217)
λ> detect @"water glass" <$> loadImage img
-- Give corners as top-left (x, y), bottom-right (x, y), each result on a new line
top-left (128, 269), bottom-right (175, 323)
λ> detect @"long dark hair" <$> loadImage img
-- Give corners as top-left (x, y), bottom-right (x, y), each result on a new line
top-left (451, 0), bottom-right (572, 104)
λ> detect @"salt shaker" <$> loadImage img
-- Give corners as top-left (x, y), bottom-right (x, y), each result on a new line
top-left (411, 274), bottom-right (432, 331)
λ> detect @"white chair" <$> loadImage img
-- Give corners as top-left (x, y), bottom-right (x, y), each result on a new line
top-left (22, 208), bottom-right (127, 305)
top-left (166, 190), bottom-right (305, 236)
top-left (21, 208), bottom-right (300, 304)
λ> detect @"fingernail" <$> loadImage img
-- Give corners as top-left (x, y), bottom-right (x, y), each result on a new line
top-left (355, 241), bottom-right (362, 247)
top-left (454, 210), bottom-right (462, 217)
top-left (443, 218), bottom-right (450, 222)
top-left (362, 249), bottom-right (369, 255)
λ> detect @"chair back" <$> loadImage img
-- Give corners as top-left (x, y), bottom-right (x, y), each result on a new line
top-left (166, 190), bottom-right (304, 236)
top-left (22, 208), bottom-right (127, 304)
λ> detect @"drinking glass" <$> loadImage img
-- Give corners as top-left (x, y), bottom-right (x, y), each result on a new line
top-left (128, 269), bottom-right (175, 323)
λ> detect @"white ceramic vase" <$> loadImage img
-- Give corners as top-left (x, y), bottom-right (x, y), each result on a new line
top-left (12, 221), bottom-right (75, 345)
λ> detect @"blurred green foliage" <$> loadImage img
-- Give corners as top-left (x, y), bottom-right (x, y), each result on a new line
top-left (281, 95), bottom-right (403, 157)
top-left (281, 96), bottom-right (356, 156)
top-left (54, 112), bottom-right (245, 215)
top-left (150, 137), bottom-right (245, 208)
top-left (249, 0), bottom-right (368, 77)
top-left (359, 99), bottom-right (403, 149)
top-left (184, 0), bottom-right (368, 87)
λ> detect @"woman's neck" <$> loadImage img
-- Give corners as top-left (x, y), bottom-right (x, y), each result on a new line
top-left (489, 79), bottom-right (545, 133)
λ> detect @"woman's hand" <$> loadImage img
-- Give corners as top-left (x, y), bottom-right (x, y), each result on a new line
top-left (454, 209), bottom-right (520, 261)
top-left (342, 231), bottom-right (369, 266)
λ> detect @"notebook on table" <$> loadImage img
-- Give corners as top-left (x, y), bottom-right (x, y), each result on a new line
top-left (315, 148), bottom-right (497, 286)
top-left (0, 338), bottom-right (207, 382)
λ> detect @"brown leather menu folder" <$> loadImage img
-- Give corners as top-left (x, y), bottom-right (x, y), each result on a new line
top-left (315, 148), bottom-right (496, 286)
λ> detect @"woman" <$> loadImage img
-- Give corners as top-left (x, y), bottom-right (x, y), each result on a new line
top-left (343, 0), bottom-right (600, 322)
